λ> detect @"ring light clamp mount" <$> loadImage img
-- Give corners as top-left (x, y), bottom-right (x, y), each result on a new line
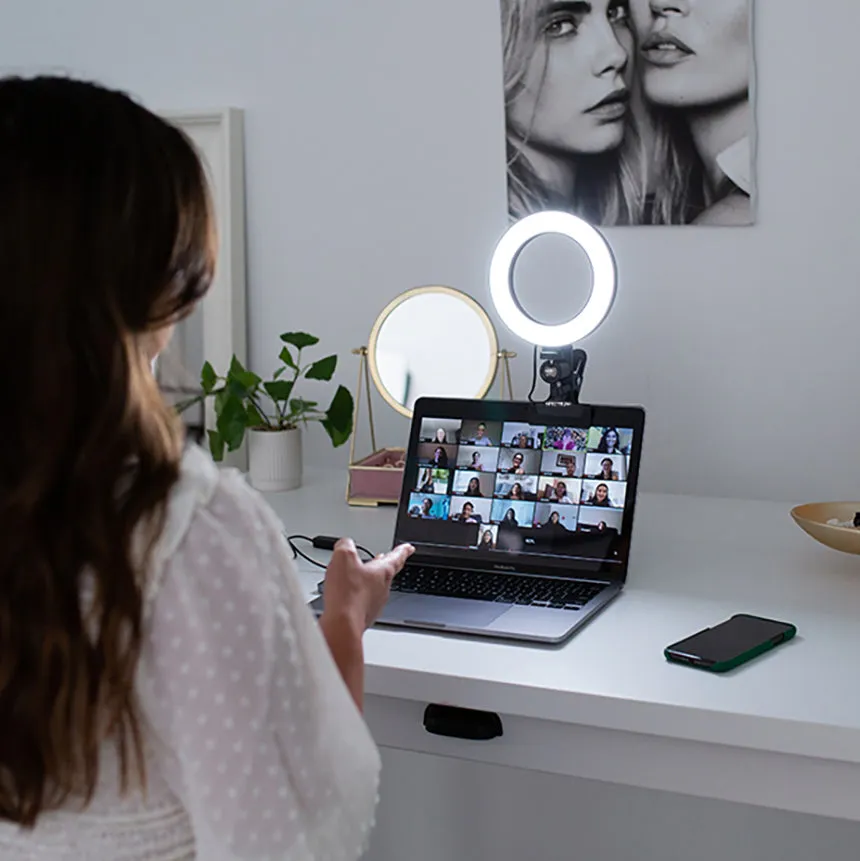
top-left (488, 211), bottom-right (617, 405)
top-left (537, 344), bottom-right (588, 406)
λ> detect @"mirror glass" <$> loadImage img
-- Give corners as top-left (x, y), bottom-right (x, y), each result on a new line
top-left (370, 287), bottom-right (498, 416)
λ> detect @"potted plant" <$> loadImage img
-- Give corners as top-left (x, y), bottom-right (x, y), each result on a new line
top-left (178, 332), bottom-right (354, 491)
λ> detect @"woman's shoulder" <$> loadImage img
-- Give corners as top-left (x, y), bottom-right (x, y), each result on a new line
top-left (142, 445), bottom-right (277, 611)
top-left (154, 446), bottom-right (254, 547)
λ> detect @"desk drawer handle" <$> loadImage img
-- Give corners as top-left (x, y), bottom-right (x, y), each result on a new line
top-left (423, 704), bottom-right (503, 741)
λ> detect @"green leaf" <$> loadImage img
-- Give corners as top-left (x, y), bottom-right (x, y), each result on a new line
top-left (278, 346), bottom-right (297, 370)
top-left (201, 361), bottom-right (218, 394)
top-left (306, 354), bottom-right (337, 381)
top-left (273, 366), bottom-right (286, 380)
top-left (215, 393), bottom-right (248, 452)
top-left (263, 380), bottom-right (294, 403)
top-left (208, 429), bottom-right (225, 462)
top-left (228, 355), bottom-right (247, 375)
top-left (321, 385), bottom-right (354, 448)
top-left (280, 332), bottom-right (319, 350)
top-left (226, 377), bottom-right (250, 400)
top-left (227, 355), bottom-right (261, 393)
top-left (289, 398), bottom-right (318, 417)
top-left (236, 370), bottom-right (262, 391)
top-left (246, 402), bottom-right (266, 428)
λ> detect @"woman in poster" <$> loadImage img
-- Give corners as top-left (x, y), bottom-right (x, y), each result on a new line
top-left (631, 0), bottom-right (752, 225)
top-left (501, 0), bottom-right (646, 225)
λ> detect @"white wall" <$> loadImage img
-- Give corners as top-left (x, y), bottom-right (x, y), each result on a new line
top-left (2, 0), bottom-right (859, 506)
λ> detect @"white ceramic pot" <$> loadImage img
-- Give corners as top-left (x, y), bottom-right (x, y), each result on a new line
top-left (247, 427), bottom-right (303, 492)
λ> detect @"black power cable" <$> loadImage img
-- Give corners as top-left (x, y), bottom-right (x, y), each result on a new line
top-left (528, 344), bottom-right (539, 403)
top-left (285, 534), bottom-right (375, 570)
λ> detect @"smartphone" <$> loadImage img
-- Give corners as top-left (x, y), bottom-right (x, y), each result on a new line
top-left (664, 613), bottom-right (797, 673)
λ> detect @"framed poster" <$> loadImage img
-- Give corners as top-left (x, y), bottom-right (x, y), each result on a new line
top-left (498, 0), bottom-right (755, 226)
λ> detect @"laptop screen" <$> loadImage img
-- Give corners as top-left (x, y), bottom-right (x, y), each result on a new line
top-left (394, 399), bottom-right (645, 579)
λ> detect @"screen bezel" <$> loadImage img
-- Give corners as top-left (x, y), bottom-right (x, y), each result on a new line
top-left (393, 397), bottom-right (646, 583)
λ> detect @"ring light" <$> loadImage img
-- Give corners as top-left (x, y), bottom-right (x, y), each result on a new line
top-left (488, 211), bottom-right (616, 349)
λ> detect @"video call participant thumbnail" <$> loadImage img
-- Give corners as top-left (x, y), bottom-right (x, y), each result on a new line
top-left (584, 453), bottom-right (627, 481)
top-left (497, 449), bottom-right (540, 475)
top-left (415, 467), bottom-right (450, 495)
top-left (536, 476), bottom-right (581, 504)
top-left (416, 442), bottom-right (458, 469)
top-left (501, 422), bottom-right (546, 450)
top-left (490, 499), bottom-right (535, 527)
top-left (459, 420), bottom-right (501, 447)
top-left (586, 426), bottom-right (633, 455)
top-left (419, 418), bottom-right (462, 445)
top-left (407, 493), bottom-right (451, 520)
top-left (456, 445), bottom-right (499, 473)
top-left (580, 480), bottom-right (627, 510)
top-left (449, 498), bottom-right (492, 524)
top-left (540, 450), bottom-right (582, 478)
top-left (493, 474), bottom-right (539, 501)
top-left (542, 426), bottom-right (588, 451)
top-left (476, 525), bottom-right (499, 551)
top-left (533, 503), bottom-right (578, 532)
top-left (577, 507), bottom-right (623, 535)
top-left (451, 470), bottom-right (495, 498)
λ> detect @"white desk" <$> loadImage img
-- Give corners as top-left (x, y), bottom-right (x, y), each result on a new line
top-left (266, 472), bottom-right (860, 828)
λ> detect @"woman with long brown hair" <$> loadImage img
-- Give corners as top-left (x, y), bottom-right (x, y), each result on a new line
top-left (0, 75), bottom-right (412, 859)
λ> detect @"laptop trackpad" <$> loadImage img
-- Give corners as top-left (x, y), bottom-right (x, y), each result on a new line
top-left (383, 595), bottom-right (509, 629)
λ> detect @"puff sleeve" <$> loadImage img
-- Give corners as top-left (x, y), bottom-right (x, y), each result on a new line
top-left (136, 468), bottom-right (380, 861)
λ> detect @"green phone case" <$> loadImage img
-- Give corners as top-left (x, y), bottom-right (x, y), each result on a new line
top-left (664, 617), bottom-right (797, 673)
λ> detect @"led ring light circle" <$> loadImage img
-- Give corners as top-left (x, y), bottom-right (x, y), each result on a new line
top-left (489, 211), bottom-right (617, 348)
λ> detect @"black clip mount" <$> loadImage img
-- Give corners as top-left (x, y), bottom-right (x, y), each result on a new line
top-left (538, 346), bottom-right (587, 405)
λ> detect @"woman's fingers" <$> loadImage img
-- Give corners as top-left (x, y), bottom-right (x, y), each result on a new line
top-left (333, 537), bottom-right (413, 580)
top-left (387, 543), bottom-right (415, 570)
top-left (367, 544), bottom-right (414, 581)
top-left (332, 537), bottom-right (362, 563)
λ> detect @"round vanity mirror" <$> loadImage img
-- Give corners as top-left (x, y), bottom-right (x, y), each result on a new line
top-left (368, 286), bottom-right (499, 417)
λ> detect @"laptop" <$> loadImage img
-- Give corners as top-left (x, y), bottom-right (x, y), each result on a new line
top-left (317, 397), bottom-right (645, 644)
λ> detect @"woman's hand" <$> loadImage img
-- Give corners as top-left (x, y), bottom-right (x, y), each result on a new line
top-left (318, 539), bottom-right (414, 711)
top-left (321, 538), bottom-right (414, 632)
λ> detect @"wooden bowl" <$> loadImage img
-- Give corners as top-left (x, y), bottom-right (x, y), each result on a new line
top-left (791, 502), bottom-right (860, 555)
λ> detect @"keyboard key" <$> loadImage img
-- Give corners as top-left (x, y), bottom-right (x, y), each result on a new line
top-left (391, 567), bottom-right (606, 611)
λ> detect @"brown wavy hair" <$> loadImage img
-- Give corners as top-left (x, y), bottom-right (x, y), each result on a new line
top-left (0, 76), bottom-right (215, 826)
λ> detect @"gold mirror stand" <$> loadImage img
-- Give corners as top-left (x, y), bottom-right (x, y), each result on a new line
top-left (348, 346), bottom-right (378, 474)
top-left (346, 346), bottom-right (407, 506)
top-left (497, 349), bottom-right (517, 400)
top-left (346, 346), bottom-right (517, 507)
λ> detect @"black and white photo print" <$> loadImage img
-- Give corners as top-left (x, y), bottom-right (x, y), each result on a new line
top-left (498, 0), bottom-right (755, 225)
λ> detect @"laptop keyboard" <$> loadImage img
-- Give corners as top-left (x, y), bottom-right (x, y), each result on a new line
top-left (391, 567), bottom-right (606, 610)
